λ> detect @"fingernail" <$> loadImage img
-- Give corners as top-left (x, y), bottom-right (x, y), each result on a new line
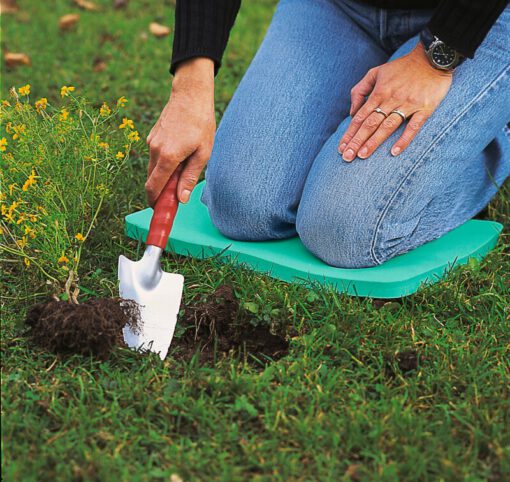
top-left (339, 143), bottom-right (347, 153)
top-left (181, 189), bottom-right (191, 203)
top-left (343, 148), bottom-right (355, 162)
top-left (391, 146), bottom-right (401, 156)
top-left (358, 147), bottom-right (368, 158)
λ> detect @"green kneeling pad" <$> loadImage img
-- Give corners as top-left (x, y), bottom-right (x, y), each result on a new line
top-left (125, 181), bottom-right (502, 298)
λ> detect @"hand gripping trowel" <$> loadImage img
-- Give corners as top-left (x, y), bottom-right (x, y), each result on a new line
top-left (118, 167), bottom-right (184, 360)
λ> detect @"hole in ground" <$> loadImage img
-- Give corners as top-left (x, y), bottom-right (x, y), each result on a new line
top-left (172, 285), bottom-right (289, 366)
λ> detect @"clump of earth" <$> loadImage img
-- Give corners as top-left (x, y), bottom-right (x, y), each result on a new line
top-left (25, 297), bottom-right (140, 359)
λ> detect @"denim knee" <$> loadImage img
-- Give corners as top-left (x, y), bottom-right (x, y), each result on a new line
top-left (296, 196), bottom-right (379, 269)
top-left (202, 158), bottom-right (296, 241)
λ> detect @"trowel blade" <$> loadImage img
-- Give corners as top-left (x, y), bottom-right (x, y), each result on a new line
top-left (118, 254), bottom-right (184, 360)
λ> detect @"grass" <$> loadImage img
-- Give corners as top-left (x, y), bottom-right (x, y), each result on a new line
top-left (1, 0), bottom-right (509, 480)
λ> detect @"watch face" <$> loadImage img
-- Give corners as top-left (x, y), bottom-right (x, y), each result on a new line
top-left (431, 43), bottom-right (457, 68)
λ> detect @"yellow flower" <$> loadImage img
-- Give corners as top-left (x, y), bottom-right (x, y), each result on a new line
top-left (127, 130), bottom-right (140, 142)
top-left (35, 98), bottom-right (48, 114)
top-left (29, 213), bottom-right (38, 222)
top-left (2, 100), bottom-right (11, 108)
top-left (115, 151), bottom-right (125, 160)
top-left (60, 85), bottom-right (75, 98)
top-left (100, 102), bottom-right (111, 117)
top-left (0, 137), bottom-right (7, 152)
top-left (24, 257), bottom-right (31, 267)
top-left (16, 213), bottom-right (27, 224)
top-left (119, 117), bottom-right (134, 130)
top-left (8, 200), bottom-right (20, 211)
top-left (5, 122), bottom-right (13, 134)
top-left (59, 108), bottom-right (70, 121)
top-left (75, 233), bottom-right (85, 242)
top-left (58, 253), bottom-right (69, 264)
top-left (117, 96), bottom-right (128, 107)
top-left (22, 168), bottom-right (37, 191)
top-left (98, 142), bottom-right (109, 149)
top-left (8, 183), bottom-right (16, 195)
top-left (12, 124), bottom-right (27, 140)
top-left (18, 84), bottom-right (31, 96)
top-left (24, 225), bottom-right (36, 239)
top-left (17, 236), bottom-right (28, 249)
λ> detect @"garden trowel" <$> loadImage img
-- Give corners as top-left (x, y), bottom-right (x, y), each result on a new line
top-left (118, 167), bottom-right (184, 360)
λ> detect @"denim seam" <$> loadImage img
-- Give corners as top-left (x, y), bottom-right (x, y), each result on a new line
top-left (379, 8), bottom-right (387, 49)
top-left (369, 63), bottom-right (510, 265)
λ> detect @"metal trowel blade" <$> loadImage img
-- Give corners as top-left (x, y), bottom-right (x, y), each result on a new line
top-left (118, 250), bottom-right (184, 360)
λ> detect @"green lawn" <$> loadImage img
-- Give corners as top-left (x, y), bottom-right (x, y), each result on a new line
top-left (1, 1), bottom-right (509, 481)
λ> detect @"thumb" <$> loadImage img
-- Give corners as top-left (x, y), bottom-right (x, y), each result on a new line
top-left (177, 149), bottom-right (210, 203)
top-left (350, 67), bottom-right (379, 116)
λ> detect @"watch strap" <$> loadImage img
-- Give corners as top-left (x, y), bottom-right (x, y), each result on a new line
top-left (420, 27), bottom-right (435, 51)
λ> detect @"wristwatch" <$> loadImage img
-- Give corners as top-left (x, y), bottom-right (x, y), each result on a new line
top-left (420, 28), bottom-right (465, 71)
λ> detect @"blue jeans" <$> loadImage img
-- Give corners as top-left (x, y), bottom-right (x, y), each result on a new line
top-left (202, 0), bottom-right (510, 268)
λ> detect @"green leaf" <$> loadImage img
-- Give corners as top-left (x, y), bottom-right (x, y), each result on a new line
top-left (243, 301), bottom-right (259, 314)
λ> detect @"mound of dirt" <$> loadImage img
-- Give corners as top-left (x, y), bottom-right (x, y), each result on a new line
top-left (175, 285), bottom-right (289, 365)
top-left (25, 298), bottom-right (140, 359)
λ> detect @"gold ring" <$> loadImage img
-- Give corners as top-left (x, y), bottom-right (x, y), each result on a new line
top-left (373, 107), bottom-right (388, 118)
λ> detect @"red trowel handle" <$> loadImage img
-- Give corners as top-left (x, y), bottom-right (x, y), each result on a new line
top-left (146, 165), bottom-right (183, 249)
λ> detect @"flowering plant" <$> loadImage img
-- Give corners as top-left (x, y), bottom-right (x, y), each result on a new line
top-left (1, 86), bottom-right (140, 302)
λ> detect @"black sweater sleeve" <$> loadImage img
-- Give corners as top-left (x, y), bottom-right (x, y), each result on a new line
top-left (170, 0), bottom-right (241, 76)
top-left (426, 0), bottom-right (508, 58)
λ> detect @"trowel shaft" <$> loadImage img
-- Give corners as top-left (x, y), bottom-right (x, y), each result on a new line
top-left (146, 164), bottom-right (183, 250)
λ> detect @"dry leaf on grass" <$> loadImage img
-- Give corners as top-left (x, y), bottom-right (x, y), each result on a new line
top-left (0, 0), bottom-right (18, 14)
top-left (99, 32), bottom-right (117, 46)
top-left (149, 22), bottom-right (170, 38)
top-left (59, 13), bottom-right (80, 31)
top-left (92, 57), bottom-right (107, 72)
top-left (4, 52), bottom-right (31, 68)
top-left (74, 0), bottom-right (99, 11)
top-left (344, 464), bottom-right (362, 481)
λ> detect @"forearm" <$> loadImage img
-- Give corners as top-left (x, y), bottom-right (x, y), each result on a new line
top-left (172, 57), bottom-right (215, 100)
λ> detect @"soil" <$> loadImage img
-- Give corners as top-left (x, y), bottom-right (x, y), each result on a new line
top-left (395, 349), bottom-right (419, 373)
top-left (25, 297), bottom-right (140, 359)
top-left (384, 348), bottom-right (420, 378)
top-left (24, 284), bottom-right (289, 364)
top-left (174, 284), bottom-right (289, 365)
top-left (371, 298), bottom-right (403, 310)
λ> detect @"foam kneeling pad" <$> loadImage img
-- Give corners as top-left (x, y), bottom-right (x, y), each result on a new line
top-left (125, 181), bottom-right (502, 298)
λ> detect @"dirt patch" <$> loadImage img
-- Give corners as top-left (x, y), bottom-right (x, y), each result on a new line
top-left (395, 349), bottom-right (419, 373)
top-left (174, 285), bottom-right (289, 365)
top-left (371, 298), bottom-right (403, 310)
top-left (25, 298), bottom-right (140, 359)
top-left (384, 348), bottom-right (420, 378)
